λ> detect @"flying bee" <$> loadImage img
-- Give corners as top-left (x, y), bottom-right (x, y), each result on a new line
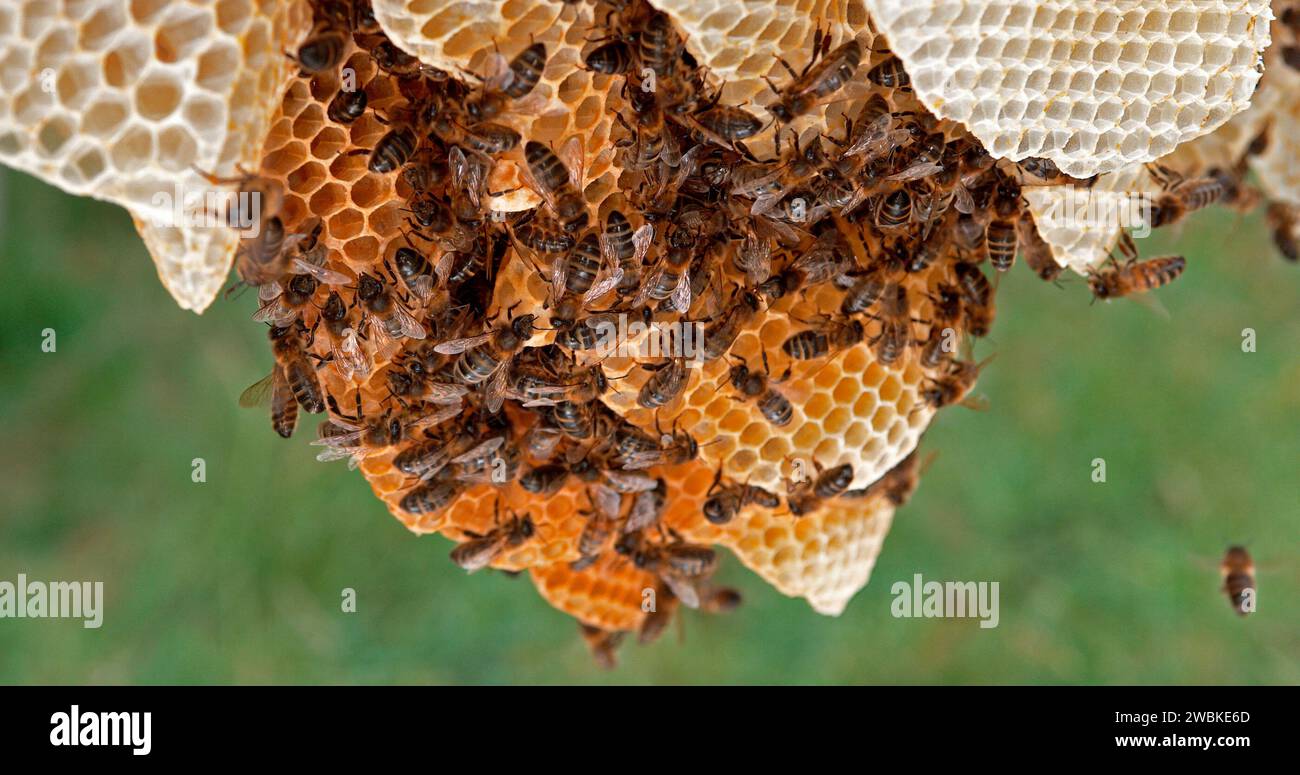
top-left (1087, 255), bottom-right (1186, 301)
top-left (1145, 164), bottom-right (1229, 229)
top-left (356, 268), bottom-right (427, 350)
top-left (435, 310), bottom-right (537, 412)
top-left (786, 460), bottom-right (855, 517)
top-left (782, 314), bottom-right (866, 360)
top-left (523, 138), bottom-right (589, 233)
top-left (636, 358), bottom-right (689, 410)
top-left (239, 323), bottom-right (325, 438)
top-left (601, 210), bottom-right (654, 295)
top-left (292, 18), bottom-right (348, 74)
top-left (728, 351), bottom-right (794, 427)
top-left (1220, 545), bottom-right (1256, 616)
top-left (866, 51), bottom-right (910, 89)
top-left (843, 448), bottom-right (931, 507)
top-left (702, 466), bottom-right (781, 525)
top-left (866, 282), bottom-right (913, 367)
top-left (449, 502), bottom-right (537, 573)
top-left (1266, 201), bottom-right (1300, 262)
top-left (920, 356), bottom-right (993, 411)
top-left (572, 484), bottom-right (622, 571)
top-left (326, 86), bottom-right (368, 123)
top-left (465, 42), bottom-right (549, 123)
top-left (766, 33), bottom-right (863, 123)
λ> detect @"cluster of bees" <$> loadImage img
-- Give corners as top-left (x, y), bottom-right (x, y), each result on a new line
top-left (212, 0), bottom-right (1268, 659)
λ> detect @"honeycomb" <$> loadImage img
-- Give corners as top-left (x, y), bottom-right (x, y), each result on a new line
top-left (0, 0), bottom-right (312, 310)
top-left (1, 0), bottom-right (1292, 665)
top-left (864, 0), bottom-right (1272, 178)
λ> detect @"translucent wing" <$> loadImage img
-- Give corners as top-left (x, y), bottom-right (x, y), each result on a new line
top-left (549, 253), bottom-right (569, 305)
top-left (660, 569), bottom-right (701, 609)
top-left (631, 224), bottom-right (655, 265)
top-left (888, 162), bottom-right (944, 182)
top-left (602, 469), bottom-right (658, 493)
top-left (481, 52), bottom-right (512, 92)
top-left (390, 304), bottom-right (427, 340)
top-left (434, 332), bottom-right (492, 355)
top-left (558, 135), bottom-right (585, 191)
top-left (451, 436), bottom-right (505, 465)
top-left (669, 271), bottom-right (692, 313)
top-left (291, 257), bottom-right (351, 285)
top-left (411, 402), bottom-right (466, 431)
top-left (583, 266), bottom-right (623, 305)
top-left (589, 483), bottom-right (622, 520)
top-left (238, 370), bottom-right (276, 409)
top-left (423, 381), bottom-right (470, 404)
top-left (483, 361), bottom-right (510, 413)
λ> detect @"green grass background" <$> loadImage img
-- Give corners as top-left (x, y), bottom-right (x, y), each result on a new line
top-left (0, 168), bottom-right (1296, 684)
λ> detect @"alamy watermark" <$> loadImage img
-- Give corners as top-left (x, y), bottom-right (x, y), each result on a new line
top-left (0, 573), bottom-right (103, 628)
top-left (148, 185), bottom-right (263, 237)
top-left (1036, 188), bottom-right (1154, 239)
top-left (588, 313), bottom-right (707, 364)
top-left (891, 573), bottom-right (999, 629)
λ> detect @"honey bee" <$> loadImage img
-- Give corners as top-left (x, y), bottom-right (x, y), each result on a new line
top-left (572, 484), bottom-right (622, 571)
top-left (637, 580), bottom-right (680, 645)
top-left (766, 33), bottom-right (863, 123)
top-left (985, 179), bottom-right (1022, 271)
top-left (449, 501), bottom-right (537, 573)
top-left (619, 421), bottom-right (700, 470)
top-left (699, 585), bottom-right (744, 614)
top-left (920, 356), bottom-right (993, 410)
top-left (867, 282), bottom-right (913, 366)
top-left (786, 460), bottom-right (855, 517)
top-left (1015, 156), bottom-right (1073, 184)
top-left (463, 41), bottom-right (549, 123)
top-left (523, 138), bottom-right (590, 233)
top-left (393, 429), bottom-right (503, 482)
top-left (866, 50), bottom-right (910, 90)
top-left (953, 262), bottom-right (995, 337)
top-left (619, 84), bottom-right (679, 170)
top-left (782, 313), bottom-right (866, 360)
top-left (435, 310), bottom-right (537, 412)
top-left (728, 352), bottom-right (794, 427)
top-left (635, 10), bottom-right (682, 78)
top-left (631, 533), bottom-right (718, 608)
top-left (839, 264), bottom-right (889, 316)
top-left (292, 18), bottom-right (348, 74)
top-left (702, 466), bottom-right (781, 525)
top-left (873, 187), bottom-right (913, 231)
top-left (1145, 164), bottom-right (1229, 229)
top-left (1087, 255), bottom-right (1186, 301)
top-left (584, 39), bottom-right (634, 75)
top-left (700, 287), bottom-right (762, 362)
top-left (551, 232), bottom-right (620, 307)
top-left (233, 216), bottom-right (298, 288)
top-left (316, 290), bottom-right (370, 380)
top-left (636, 358), bottom-right (689, 410)
top-left (356, 268), bottom-right (427, 349)
top-left (1265, 201), bottom-right (1299, 262)
top-left (192, 165), bottom-right (285, 234)
top-left (239, 323), bottom-right (325, 438)
top-left (844, 94), bottom-right (912, 160)
top-left (512, 210), bottom-right (576, 255)
top-left (398, 478), bottom-right (463, 515)
top-left (692, 105), bottom-right (765, 144)
top-left (633, 225), bottom-right (694, 312)
top-left (1020, 217), bottom-right (1062, 283)
top-left (1220, 545), bottom-right (1256, 616)
top-left (359, 122), bottom-right (418, 174)
top-left (601, 210), bottom-right (654, 295)
top-left (326, 86), bottom-right (368, 124)
top-left (843, 448), bottom-right (931, 507)
top-left (579, 624), bottom-right (625, 669)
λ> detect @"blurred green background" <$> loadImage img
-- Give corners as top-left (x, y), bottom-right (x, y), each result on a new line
top-left (1, 167), bottom-right (1296, 684)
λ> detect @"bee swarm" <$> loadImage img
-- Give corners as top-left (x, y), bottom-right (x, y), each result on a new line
top-left (2, 0), bottom-right (1292, 668)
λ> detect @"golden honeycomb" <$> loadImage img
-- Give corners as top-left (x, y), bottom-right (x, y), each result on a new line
top-left (1, 0), bottom-right (1292, 665)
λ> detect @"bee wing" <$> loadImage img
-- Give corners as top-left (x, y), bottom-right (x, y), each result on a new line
top-left (631, 224), bottom-right (655, 265)
top-left (331, 333), bottom-right (370, 381)
top-left (750, 193), bottom-right (783, 218)
top-left (390, 304), bottom-right (427, 340)
top-left (481, 52), bottom-right (512, 92)
top-left (451, 435), bottom-right (506, 464)
top-left (589, 483), bottom-right (622, 520)
top-left (669, 270), bottom-right (693, 313)
top-left (434, 252), bottom-right (455, 289)
top-left (433, 332), bottom-right (492, 355)
top-left (315, 444), bottom-right (363, 463)
top-left (582, 266), bottom-right (623, 305)
top-left (424, 381), bottom-right (471, 404)
top-left (549, 253), bottom-right (569, 305)
top-left (603, 469), bottom-right (658, 493)
top-left (290, 257), bottom-right (350, 285)
top-left (310, 428), bottom-right (364, 449)
top-left (887, 161), bottom-right (944, 182)
top-left (238, 370), bottom-right (277, 408)
top-left (450, 534), bottom-right (507, 573)
top-left (953, 184), bottom-right (976, 215)
top-left (258, 281), bottom-right (283, 302)
top-left (660, 570), bottom-right (701, 609)
top-left (517, 159), bottom-right (558, 212)
top-left (630, 261), bottom-right (664, 309)
top-left (558, 135), bottom-right (585, 191)
top-left (251, 296), bottom-right (289, 325)
top-left (483, 361), bottom-right (510, 413)
top-left (619, 450), bottom-right (662, 471)
top-left (410, 402), bottom-right (466, 432)
top-left (511, 92), bottom-right (553, 116)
